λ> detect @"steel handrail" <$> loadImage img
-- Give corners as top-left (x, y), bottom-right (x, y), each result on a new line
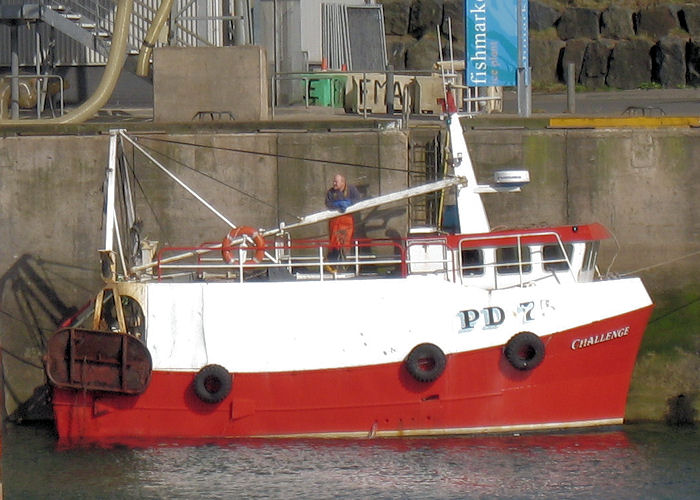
top-left (3, 74), bottom-right (64, 118)
top-left (154, 238), bottom-right (410, 281)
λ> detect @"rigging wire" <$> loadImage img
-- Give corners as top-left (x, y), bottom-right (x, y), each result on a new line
top-left (0, 344), bottom-right (44, 370)
top-left (119, 140), bottom-right (166, 235)
top-left (131, 139), bottom-right (304, 222)
top-left (132, 135), bottom-right (430, 176)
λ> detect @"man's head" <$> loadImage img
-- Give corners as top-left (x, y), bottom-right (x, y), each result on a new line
top-left (332, 174), bottom-right (346, 191)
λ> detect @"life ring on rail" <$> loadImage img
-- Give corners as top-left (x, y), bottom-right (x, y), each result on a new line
top-left (405, 343), bottom-right (447, 382)
top-left (504, 332), bottom-right (545, 371)
top-left (221, 226), bottom-right (265, 265)
top-left (193, 364), bottom-right (232, 403)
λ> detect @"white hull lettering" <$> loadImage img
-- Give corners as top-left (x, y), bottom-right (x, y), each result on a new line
top-left (483, 306), bottom-right (505, 328)
top-left (571, 326), bottom-right (630, 350)
top-left (519, 301), bottom-right (535, 321)
top-left (459, 300), bottom-right (553, 331)
top-left (459, 306), bottom-right (505, 330)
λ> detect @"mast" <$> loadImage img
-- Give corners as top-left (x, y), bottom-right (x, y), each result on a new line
top-left (103, 130), bottom-right (121, 252)
top-left (444, 90), bottom-right (490, 234)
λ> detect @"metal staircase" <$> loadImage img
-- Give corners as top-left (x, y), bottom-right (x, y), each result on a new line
top-left (1, 1), bottom-right (133, 119)
top-left (2, 0), bottom-right (234, 67)
top-left (39, 3), bottom-right (114, 58)
top-left (1, 3), bottom-right (125, 61)
top-left (1, 0), bottom-right (232, 118)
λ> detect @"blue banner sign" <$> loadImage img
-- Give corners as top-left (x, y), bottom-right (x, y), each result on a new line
top-left (465, 0), bottom-right (528, 87)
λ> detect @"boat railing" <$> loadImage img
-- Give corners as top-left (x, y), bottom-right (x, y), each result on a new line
top-left (152, 238), bottom-right (410, 282)
top-left (147, 230), bottom-right (579, 287)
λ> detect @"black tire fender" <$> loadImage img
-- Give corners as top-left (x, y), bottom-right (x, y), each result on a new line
top-left (504, 332), bottom-right (545, 371)
top-left (405, 343), bottom-right (447, 382)
top-left (193, 364), bottom-right (232, 403)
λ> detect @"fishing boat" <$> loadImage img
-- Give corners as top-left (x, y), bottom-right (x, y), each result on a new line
top-left (45, 88), bottom-right (653, 446)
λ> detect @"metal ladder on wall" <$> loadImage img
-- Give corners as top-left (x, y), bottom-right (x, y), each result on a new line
top-left (408, 133), bottom-right (442, 228)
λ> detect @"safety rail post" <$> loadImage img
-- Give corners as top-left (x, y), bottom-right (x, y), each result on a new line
top-left (9, 21), bottom-right (19, 120)
top-left (271, 73), bottom-right (312, 117)
top-left (271, 74), bottom-right (276, 117)
top-left (353, 240), bottom-right (360, 275)
top-left (566, 63), bottom-right (576, 114)
top-left (517, 235), bottom-right (528, 287)
top-left (362, 72), bottom-right (367, 119)
top-left (319, 246), bottom-right (326, 281)
top-left (401, 84), bottom-right (411, 127)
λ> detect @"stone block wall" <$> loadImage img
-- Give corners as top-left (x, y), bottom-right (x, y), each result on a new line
top-left (380, 0), bottom-right (700, 89)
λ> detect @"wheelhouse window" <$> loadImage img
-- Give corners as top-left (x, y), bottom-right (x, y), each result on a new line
top-left (496, 246), bottom-right (532, 274)
top-left (582, 241), bottom-right (600, 272)
top-left (543, 244), bottom-right (574, 271)
top-left (461, 249), bottom-right (484, 276)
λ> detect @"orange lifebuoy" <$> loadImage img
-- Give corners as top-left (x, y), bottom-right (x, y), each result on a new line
top-left (221, 226), bottom-right (265, 265)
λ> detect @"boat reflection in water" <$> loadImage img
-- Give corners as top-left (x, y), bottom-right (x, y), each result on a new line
top-left (7, 421), bottom-right (699, 499)
top-left (56, 427), bottom-right (632, 452)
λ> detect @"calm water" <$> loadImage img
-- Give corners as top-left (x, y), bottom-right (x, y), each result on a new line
top-left (3, 422), bottom-right (698, 499)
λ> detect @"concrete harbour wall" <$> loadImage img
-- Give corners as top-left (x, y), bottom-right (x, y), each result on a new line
top-left (0, 124), bottom-right (698, 420)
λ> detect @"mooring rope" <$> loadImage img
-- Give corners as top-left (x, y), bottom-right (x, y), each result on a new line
top-left (648, 296), bottom-right (700, 325)
top-left (618, 250), bottom-right (700, 277)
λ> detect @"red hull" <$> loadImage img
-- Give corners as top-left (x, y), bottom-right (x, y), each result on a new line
top-left (52, 306), bottom-right (653, 446)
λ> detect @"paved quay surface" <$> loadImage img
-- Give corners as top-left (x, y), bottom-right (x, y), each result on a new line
top-left (221, 88), bottom-right (700, 122)
top-left (502, 88), bottom-right (700, 117)
top-left (247, 88), bottom-right (700, 122)
top-left (3, 88), bottom-right (698, 128)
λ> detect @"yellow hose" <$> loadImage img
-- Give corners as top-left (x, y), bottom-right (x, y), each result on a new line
top-left (136, 0), bottom-right (174, 77)
top-left (0, 0), bottom-right (133, 126)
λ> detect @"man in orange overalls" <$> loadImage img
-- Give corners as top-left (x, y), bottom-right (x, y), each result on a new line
top-left (325, 174), bottom-right (361, 261)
